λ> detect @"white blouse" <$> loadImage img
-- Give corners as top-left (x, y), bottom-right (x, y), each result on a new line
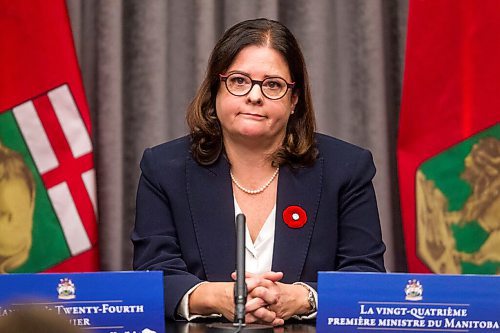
top-left (177, 197), bottom-right (317, 320)
top-left (234, 198), bottom-right (276, 275)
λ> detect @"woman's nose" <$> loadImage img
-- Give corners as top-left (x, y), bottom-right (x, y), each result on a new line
top-left (246, 83), bottom-right (263, 105)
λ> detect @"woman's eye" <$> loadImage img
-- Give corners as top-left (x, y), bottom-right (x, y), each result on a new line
top-left (229, 76), bottom-right (247, 85)
top-left (265, 80), bottom-right (283, 90)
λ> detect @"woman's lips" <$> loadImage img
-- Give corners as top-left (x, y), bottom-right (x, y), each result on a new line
top-left (239, 112), bottom-right (266, 119)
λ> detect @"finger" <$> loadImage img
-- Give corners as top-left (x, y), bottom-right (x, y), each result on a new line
top-left (245, 277), bottom-right (270, 293)
top-left (259, 271), bottom-right (283, 282)
top-left (231, 275), bottom-right (268, 294)
top-left (245, 271), bottom-right (283, 281)
top-left (245, 297), bottom-right (267, 313)
top-left (249, 286), bottom-right (278, 305)
top-left (251, 307), bottom-right (276, 324)
top-left (231, 271), bottom-right (253, 281)
top-left (233, 271), bottom-right (283, 280)
top-left (272, 318), bottom-right (285, 327)
top-left (246, 276), bottom-right (275, 292)
top-left (245, 312), bottom-right (259, 324)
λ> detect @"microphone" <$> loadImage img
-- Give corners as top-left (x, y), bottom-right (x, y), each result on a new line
top-left (234, 213), bottom-right (247, 325)
top-left (207, 214), bottom-right (273, 333)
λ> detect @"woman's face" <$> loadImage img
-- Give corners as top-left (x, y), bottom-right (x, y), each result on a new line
top-left (215, 45), bottom-right (298, 146)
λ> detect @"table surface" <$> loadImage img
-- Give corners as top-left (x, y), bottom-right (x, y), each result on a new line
top-left (165, 321), bottom-right (316, 333)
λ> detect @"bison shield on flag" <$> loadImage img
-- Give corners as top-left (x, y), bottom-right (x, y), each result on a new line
top-left (0, 1), bottom-right (98, 272)
top-left (398, 0), bottom-right (500, 274)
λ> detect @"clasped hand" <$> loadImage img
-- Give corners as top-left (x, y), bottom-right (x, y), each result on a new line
top-left (230, 271), bottom-right (310, 326)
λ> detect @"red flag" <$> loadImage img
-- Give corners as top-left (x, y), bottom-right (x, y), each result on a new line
top-left (0, 0), bottom-right (99, 272)
top-left (398, 0), bottom-right (500, 274)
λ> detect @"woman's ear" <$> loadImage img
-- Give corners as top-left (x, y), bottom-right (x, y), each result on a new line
top-left (291, 92), bottom-right (299, 111)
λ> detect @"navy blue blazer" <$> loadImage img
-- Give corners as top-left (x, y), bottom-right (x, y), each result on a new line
top-left (132, 133), bottom-right (385, 319)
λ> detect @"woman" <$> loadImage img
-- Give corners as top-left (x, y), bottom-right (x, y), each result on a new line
top-left (132, 18), bottom-right (385, 325)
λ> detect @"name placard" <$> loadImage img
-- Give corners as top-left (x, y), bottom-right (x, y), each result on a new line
top-left (317, 272), bottom-right (500, 333)
top-left (0, 271), bottom-right (164, 333)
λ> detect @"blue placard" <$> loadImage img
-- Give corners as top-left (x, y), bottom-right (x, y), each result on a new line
top-left (317, 272), bottom-right (500, 333)
top-left (0, 271), bottom-right (164, 333)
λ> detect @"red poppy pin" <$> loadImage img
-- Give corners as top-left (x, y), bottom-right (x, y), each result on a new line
top-left (282, 205), bottom-right (307, 229)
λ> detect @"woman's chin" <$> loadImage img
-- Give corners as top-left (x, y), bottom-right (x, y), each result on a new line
top-left (224, 125), bottom-right (283, 144)
top-left (236, 130), bottom-right (274, 141)
top-left (226, 124), bottom-right (267, 137)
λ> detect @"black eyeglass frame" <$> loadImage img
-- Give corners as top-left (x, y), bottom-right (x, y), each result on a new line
top-left (219, 73), bottom-right (295, 100)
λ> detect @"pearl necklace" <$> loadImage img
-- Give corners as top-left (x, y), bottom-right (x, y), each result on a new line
top-left (230, 167), bottom-right (279, 195)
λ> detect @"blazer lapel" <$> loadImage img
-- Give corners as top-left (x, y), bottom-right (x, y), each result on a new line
top-left (272, 158), bottom-right (324, 283)
top-left (186, 156), bottom-right (236, 281)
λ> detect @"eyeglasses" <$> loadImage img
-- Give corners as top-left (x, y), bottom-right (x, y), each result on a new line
top-left (219, 72), bottom-right (295, 100)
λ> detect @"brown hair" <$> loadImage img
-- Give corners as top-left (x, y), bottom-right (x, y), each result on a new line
top-left (186, 18), bottom-right (317, 167)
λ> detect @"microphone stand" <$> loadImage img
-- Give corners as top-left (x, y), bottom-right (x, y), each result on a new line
top-left (208, 214), bottom-right (273, 333)
top-left (234, 213), bottom-right (247, 326)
